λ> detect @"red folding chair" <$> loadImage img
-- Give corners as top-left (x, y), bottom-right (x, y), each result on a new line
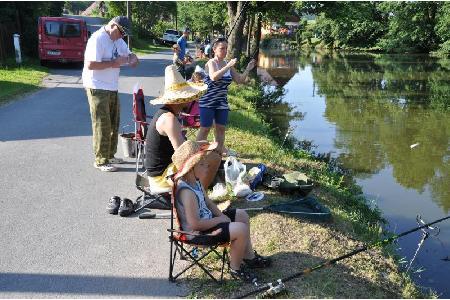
top-left (179, 100), bottom-right (200, 137)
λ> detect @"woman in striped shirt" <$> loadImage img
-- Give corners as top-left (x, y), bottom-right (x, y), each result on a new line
top-left (196, 38), bottom-right (256, 154)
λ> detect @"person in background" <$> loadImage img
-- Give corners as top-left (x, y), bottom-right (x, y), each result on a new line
top-left (172, 43), bottom-right (187, 79)
top-left (82, 16), bottom-right (139, 172)
top-left (196, 38), bottom-right (255, 155)
top-left (177, 28), bottom-right (190, 62)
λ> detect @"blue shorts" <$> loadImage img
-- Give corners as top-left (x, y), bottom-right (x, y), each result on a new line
top-left (199, 107), bottom-right (229, 127)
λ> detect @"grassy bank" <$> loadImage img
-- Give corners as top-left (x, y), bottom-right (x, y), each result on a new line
top-left (181, 82), bottom-right (430, 298)
top-left (0, 58), bottom-right (48, 107)
top-left (132, 37), bottom-right (168, 56)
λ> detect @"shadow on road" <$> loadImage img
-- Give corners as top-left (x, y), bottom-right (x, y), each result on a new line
top-left (0, 272), bottom-right (184, 297)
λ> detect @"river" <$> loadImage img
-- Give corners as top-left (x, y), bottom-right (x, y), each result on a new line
top-left (257, 49), bottom-right (450, 297)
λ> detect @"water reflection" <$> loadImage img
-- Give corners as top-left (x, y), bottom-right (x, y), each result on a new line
top-left (258, 50), bottom-right (450, 213)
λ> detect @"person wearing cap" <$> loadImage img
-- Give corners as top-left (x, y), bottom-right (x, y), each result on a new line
top-left (83, 16), bottom-right (139, 172)
top-left (176, 28), bottom-right (190, 62)
top-left (144, 65), bottom-right (221, 194)
top-left (172, 140), bottom-right (272, 283)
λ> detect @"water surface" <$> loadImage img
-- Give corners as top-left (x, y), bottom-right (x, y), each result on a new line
top-left (257, 50), bottom-right (450, 297)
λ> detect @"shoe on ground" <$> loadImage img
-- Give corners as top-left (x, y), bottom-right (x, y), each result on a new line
top-left (230, 266), bottom-right (258, 284)
top-left (107, 196), bottom-right (121, 215)
top-left (243, 250), bottom-right (272, 268)
top-left (118, 198), bottom-right (134, 217)
top-left (109, 157), bottom-right (124, 164)
top-left (93, 162), bottom-right (118, 172)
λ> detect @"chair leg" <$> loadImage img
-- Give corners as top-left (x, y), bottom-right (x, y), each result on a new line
top-left (220, 248), bottom-right (227, 281)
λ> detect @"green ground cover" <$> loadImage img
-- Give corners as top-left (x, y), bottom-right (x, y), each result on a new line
top-left (0, 59), bottom-right (48, 106)
top-left (181, 82), bottom-right (432, 298)
top-left (132, 37), bottom-right (169, 56)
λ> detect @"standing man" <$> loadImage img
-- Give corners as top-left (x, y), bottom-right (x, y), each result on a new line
top-left (176, 28), bottom-right (190, 61)
top-left (82, 16), bottom-right (139, 172)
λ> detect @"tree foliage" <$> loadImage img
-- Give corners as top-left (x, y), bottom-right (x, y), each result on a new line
top-left (105, 1), bottom-right (176, 39)
top-left (177, 1), bottom-right (227, 39)
top-left (0, 1), bottom-right (64, 58)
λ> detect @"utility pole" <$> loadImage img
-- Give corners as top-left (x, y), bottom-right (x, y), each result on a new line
top-left (127, 1), bottom-right (132, 51)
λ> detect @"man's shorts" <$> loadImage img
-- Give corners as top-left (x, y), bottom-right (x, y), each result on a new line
top-left (199, 107), bottom-right (229, 127)
top-left (189, 208), bottom-right (237, 246)
top-left (148, 163), bottom-right (177, 194)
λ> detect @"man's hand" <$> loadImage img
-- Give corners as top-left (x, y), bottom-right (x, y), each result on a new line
top-left (111, 56), bottom-right (128, 68)
top-left (246, 59), bottom-right (256, 72)
top-left (128, 53), bottom-right (139, 68)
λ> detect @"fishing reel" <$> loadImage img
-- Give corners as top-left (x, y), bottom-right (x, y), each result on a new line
top-left (416, 215), bottom-right (440, 237)
top-left (260, 279), bottom-right (286, 298)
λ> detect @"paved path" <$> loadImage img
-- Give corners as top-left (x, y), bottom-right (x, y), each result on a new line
top-left (0, 50), bottom-right (188, 298)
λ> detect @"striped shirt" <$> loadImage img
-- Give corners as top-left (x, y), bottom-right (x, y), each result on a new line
top-left (199, 60), bottom-right (233, 110)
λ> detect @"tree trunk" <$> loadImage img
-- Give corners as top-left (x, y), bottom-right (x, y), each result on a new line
top-left (226, 1), bottom-right (247, 60)
top-left (246, 15), bottom-right (253, 57)
top-left (250, 12), bottom-right (262, 77)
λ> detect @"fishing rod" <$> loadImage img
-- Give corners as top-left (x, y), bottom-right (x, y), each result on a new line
top-left (236, 214), bottom-right (450, 299)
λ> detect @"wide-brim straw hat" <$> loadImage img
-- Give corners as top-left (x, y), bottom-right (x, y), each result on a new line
top-left (150, 65), bottom-right (207, 105)
top-left (172, 140), bottom-right (218, 180)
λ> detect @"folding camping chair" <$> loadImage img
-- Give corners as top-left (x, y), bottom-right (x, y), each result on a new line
top-left (179, 100), bottom-right (200, 137)
top-left (130, 86), bottom-right (172, 214)
top-left (168, 186), bottom-right (229, 282)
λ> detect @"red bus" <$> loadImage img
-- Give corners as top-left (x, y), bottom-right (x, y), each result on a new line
top-left (38, 17), bottom-right (88, 65)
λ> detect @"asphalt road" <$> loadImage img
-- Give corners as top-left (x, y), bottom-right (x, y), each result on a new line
top-left (0, 50), bottom-right (188, 298)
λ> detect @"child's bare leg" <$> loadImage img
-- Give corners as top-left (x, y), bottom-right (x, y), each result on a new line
top-left (214, 124), bottom-right (226, 154)
top-left (234, 209), bottom-right (256, 259)
top-left (229, 222), bottom-right (250, 270)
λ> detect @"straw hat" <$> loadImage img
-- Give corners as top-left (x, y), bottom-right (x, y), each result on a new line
top-left (172, 140), bottom-right (218, 180)
top-left (150, 65), bottom-right (207, 105)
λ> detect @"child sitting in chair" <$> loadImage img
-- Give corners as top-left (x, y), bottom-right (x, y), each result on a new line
top-left (171, 140), bottom-right (272, 283)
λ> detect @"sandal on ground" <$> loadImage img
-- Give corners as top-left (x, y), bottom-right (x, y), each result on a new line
top-left (118, 198), bottom-right (134, 217)
top-left (230, 266), bottom-right (258, 284)
top-left (243, 250), bottom-right (272, 269)
top-left (106, 196), bottom-right (121, 215)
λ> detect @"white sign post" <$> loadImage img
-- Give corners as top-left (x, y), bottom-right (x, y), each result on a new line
top-left (13, 34), bottom-right (22, 64)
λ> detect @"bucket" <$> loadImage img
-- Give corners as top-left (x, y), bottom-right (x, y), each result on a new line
top-left (120, 132), bottom-right (136, 158)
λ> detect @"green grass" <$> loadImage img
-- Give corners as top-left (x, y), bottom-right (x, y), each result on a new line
top-left (180, 81), bottom-right (430, 298)
top-left (0, 58), bottom-right (48, 106)
top-left (132, 37), bottom-right (169, 56)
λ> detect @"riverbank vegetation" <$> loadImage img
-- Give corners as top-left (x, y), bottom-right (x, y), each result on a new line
top-left (181, 81), bottom-right (431, 298)
top-left (0, 58), bottom-right (48, 107)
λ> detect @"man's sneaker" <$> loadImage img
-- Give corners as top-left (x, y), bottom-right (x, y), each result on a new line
top-left (230, 266), bottom-right (258, 284)
top-left (109, 157), bottom-right (124, 164)
top-left (118, 198), bottom-right (134, 217)
top-left (107, 196), bottom-right (121, 214)
top-left (93, 163), bottom-right (118, 172)
top-left (243, 250), bottom-right (272, 269)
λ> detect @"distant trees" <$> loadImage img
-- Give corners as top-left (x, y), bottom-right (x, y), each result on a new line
top-left (298, 1), bottom-right (450, 56)
top-left (0, 2), bottom-right (64, 59)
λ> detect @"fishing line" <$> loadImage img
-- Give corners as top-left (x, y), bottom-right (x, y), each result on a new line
top-left (236, 215), bottom-right (450, 299)
top-left (407, 215), bottom-right (440, 272)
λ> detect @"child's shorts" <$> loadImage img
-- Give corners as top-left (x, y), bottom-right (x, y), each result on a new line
top-left (189, 208), bottom-right (236, 246)
top-left (199, 107), bottom-right (229, 127)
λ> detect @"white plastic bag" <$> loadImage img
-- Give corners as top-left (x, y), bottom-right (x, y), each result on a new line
top-left (224, 156), bottom-right (246, 186)
top-left (209, 182), bottom-right (228, 199)
top-left (224, 157), bottom-right (252, 197)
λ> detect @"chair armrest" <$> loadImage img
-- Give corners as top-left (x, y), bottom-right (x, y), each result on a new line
top-left (167, 228), bottom-right (221, 237)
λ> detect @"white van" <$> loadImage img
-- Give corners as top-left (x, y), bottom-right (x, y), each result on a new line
top-left (162, 29), bottom-right (180, 44)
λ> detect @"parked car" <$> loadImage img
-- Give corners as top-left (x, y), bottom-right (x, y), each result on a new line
top-left (162, 29), bottom-right (180, 45)
top-left (38, 16), bottom-right (88, 65)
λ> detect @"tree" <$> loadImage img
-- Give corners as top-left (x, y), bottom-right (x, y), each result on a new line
top-left (227, 1), bottom-right (248, 60)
